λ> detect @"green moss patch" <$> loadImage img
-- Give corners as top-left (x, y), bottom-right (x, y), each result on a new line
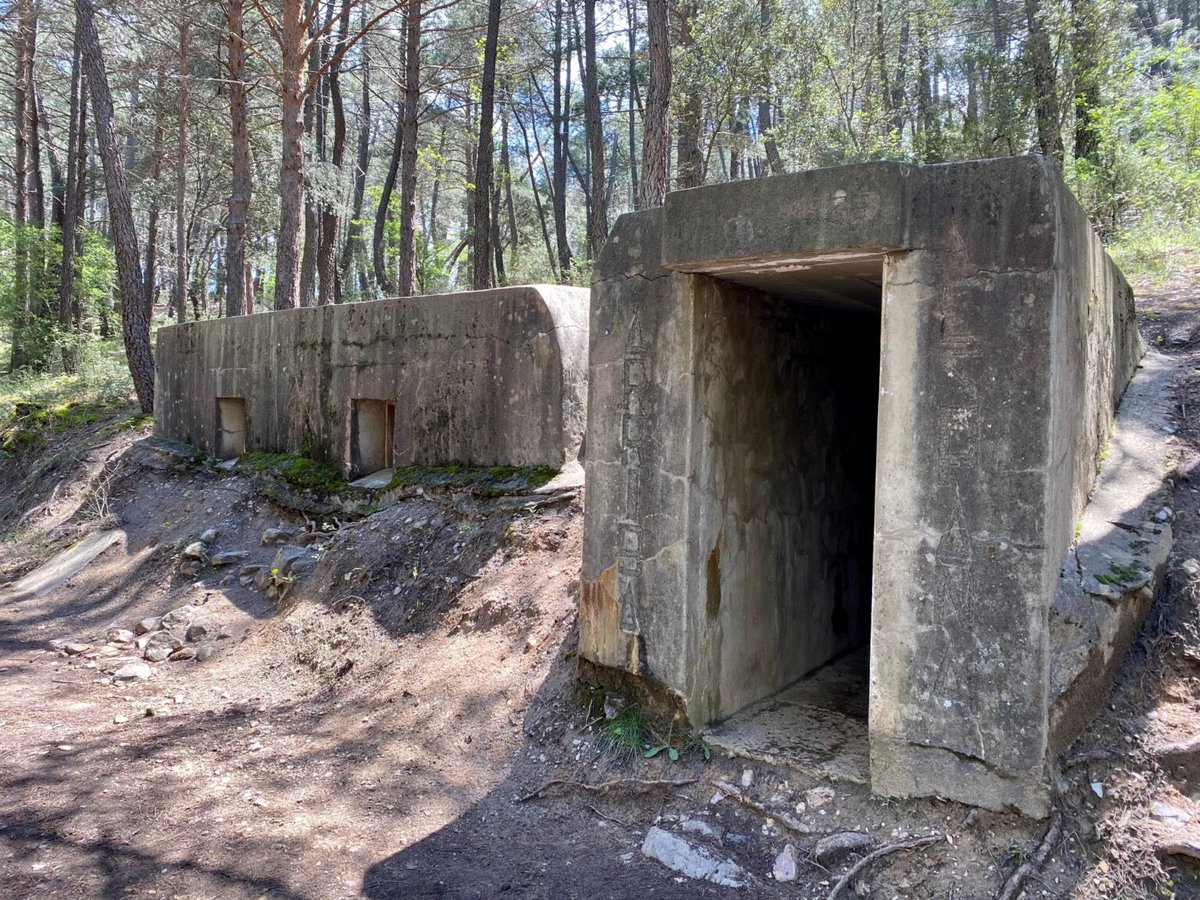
top-left (1, 400), bottom-right (132, 455)
top-left (240, 451), bottom-right (350, 493)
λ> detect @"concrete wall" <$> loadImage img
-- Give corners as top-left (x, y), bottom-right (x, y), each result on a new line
top-left (580, 156), bottom-right (1143, 817)
top-left (154, 285), bottom-right (590, 473)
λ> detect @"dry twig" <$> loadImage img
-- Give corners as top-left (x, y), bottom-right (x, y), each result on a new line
top-left (826, 833), bottom-right (943, 900)
top-left (713, 781), bottom-right (814, 835)
top-left (996, 812), bottom-right (1063, 900)
top-left (516, 776), bottom-right (696, 802)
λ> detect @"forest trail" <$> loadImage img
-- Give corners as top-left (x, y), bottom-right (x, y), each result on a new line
top-left (1, 274), bottom-right (1199, 898)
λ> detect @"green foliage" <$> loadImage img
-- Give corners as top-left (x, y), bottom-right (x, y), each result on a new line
top-left (384, 463), bottom-right (557, 496)
top-left (0, 338), bottom-right (133, 423)
top-left (603, 704), bottom-right (646, 757)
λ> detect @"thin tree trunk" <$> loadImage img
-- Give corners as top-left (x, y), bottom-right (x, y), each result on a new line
top-left (373, 94), bottom-right (403, 295)
top-left (60, 28), bottom-right (84, 373)
top-left (318, 1), bottom-right (349, 305)
top-left (9, 0), bottom-right (32, 372)
top-left (625, 0), bottom-right (639, 208)
top-left (675, 0), bottom-right (703, 190)
top-left (144, 70), bottom-right (165, 318)
top-left (551, 0), bottom-right (571, 270)
top-left (472, 0), bottom-right (501, 290)
top-left (76, 0), bottom-right (153, 411)
top-left (501, 104), bottom-right (518, 272)
top-left (583, 0), bottom-right (608, 255)
top-left (299, 10), bottom-right (322, 307)
top-left (514, 101), bottom-right (557, 279)
top-left (396, 0), bottom-right (422, 297)
top-left (274, 0), bottom-right (306, 310)
top-left (340, 1), bottom-right (371, 295)
top-left (640, 0), bottom-right (670, 207)
top-left (225, 0), bottom-right (251, 317)
top-left (175, 17), bottom-right (190, 321)
top-left (1024, 0), bottom-right (1064, 166)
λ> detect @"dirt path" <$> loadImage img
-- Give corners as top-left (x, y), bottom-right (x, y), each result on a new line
top-left (1, 272), bottom-right (1199, 899)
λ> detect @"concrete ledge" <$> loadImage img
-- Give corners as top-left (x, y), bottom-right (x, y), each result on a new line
top-left (1049, 351), bottom-right (1178, 756)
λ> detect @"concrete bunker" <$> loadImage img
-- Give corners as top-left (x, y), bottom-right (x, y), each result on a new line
top-left (580, 157), bottom-right (1155, 817)
top-left (154, 285), bottom-right (590, 476)
top-left (215, 397), bottom-right (247, 460)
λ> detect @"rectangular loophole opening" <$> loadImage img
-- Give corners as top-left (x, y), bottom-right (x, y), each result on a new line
top-left (351, 398), bottom-right (395, 478)
top-left (699, 254), bottom-right (883, 781)
top-left (216, 397), bottom-right (247, 460)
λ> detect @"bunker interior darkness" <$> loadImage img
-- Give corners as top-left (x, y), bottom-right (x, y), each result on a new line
top-left (579, 157), bottom-right (1147, 817)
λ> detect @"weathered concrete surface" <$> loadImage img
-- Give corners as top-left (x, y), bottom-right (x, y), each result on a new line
top-left (1049, 352), bottom-right (1177, 755)
top-left (3, 530), bottom-right (125, 600)
top-left (581, 157), bottom-right (1145, 817)
top-left (155, 286), bottom-right (589, 475)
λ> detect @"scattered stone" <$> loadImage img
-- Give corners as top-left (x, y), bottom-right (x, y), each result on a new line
top-left (106, 628), bottom-right (136, 644)
top-left (179, 559), bottom-right (203, 577)
top-left (90, 645), bottom-right (123, 658)
top-left (1156, 507), bottom-right (1174, 523)
top-left (113, 661), bottom-right (152, 682)
top-left (113, 715), bottom-right (129, 724)
top-left (210, 550), bottom-right (249, 567)
top-left (740, 768), bottom-right (754, 788)
top-left (804, 787), bottom-right (835, 808)
top-left (135, 616), bottom-right (163, 635)
top-left (144, 632), bottom-right (183, 663)
top-left (640, 827), bottom-right (745, 888)
top-left (161, 605), bottom-right (200, 629)
top-left (814, 831), bottom-right (873, 864)
top-left (269, 545), bottom-right (309, 576)
top-left (238, 576), bottom-right (254, 587)
top-left (1091, 781), bottom-right (1105, 799)
top-left (261, 527), bottom-right (294, 546)
top-left (168, 647), bottom-right (197, 662)
top-left (185, 622), bottom-right (211, 643)
top-left (181, 542), bottom-right (208, 560)
top-left (680, 819), bottom-right (724, 842)
top-left (1151, 801), bottom-right (1192, 825)
top-left (238, 564), bottom-right (263, 577)
top-left (199, 529), bottom-right (219, 544)
top-left (60, 642), bottom-right (90, 656)
top-left (134, 633), bottom-right (154, 651)
top-left (773, 844), bottom-right (799, 882)
top-left (1182, 559), bottom-right (1200, 577)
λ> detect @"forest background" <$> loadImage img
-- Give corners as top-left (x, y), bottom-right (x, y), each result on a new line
top-left (0, 0), bottom-right (1197, 414)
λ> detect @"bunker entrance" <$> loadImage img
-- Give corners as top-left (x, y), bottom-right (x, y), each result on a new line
top-left (350, 398), bottom-right (396, 481)
top-left (695, 254), bottom-right (883, 782)
top-left (216, 398), bottom-right (247, 460)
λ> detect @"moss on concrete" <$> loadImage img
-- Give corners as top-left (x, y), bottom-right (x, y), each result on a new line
top-left (384, 463), bottom-right (557, 496)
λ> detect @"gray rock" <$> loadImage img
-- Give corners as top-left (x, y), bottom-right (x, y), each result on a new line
top-left (161, 605), bottom-right (200, 629)
top-left (199, 529), bottom-right (219, 544)
top-left (814, 832), bottom-right (873, 864)
top-left (113, 661), bottom-right (152, 682)
top-left (185, 622), bottom-right (210, 643)
top-left (261, 527), bottom-right (295, 546)
top-left (144, 631), bottom-right (183, 663)
top-left (181, 542), bottom-right (208, 560)
top-left (196, 645), bottom-right (216, 662)
top-left (1159, 838), bottom-right (1200, 861)
top-left (773, 844), bottom-right (799, 882)
top-left (210, 550), bottom-right (249, 567)
top-left (238, 564), bottom-right (263, 577)
top-left (179, 559), bottom-right (203, 577)
top-left (640, 827), bottom-right (745, 888)
top-left (135, 616), bottom-right (163, 635)
top-left (59, 642), bottom-right (90, 655)
top-left (168, 646), bottom-right (197, 661)
top-left (1151, 801), bottom-right (1192, 824)
top-left (134, 633), bottom-right (154, 651)
top-left (270, 544), bottom-right (310, 576)
top-left (106, 628), bottom-right (136, 644)
top-left (239, 575), bottom-right (255, 587)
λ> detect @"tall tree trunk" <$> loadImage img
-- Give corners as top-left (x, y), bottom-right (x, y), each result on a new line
top-left (373, 94), bottom-right (403, 295)
top-left (9, 0), bottom-right (33, 372)
top-left (514, 100), bottom-right (557, 278)
top-left (1024, 0), bottom-right (1064, 166)
top-left (472, 0), bottom-right (501, 290)
top-left (225, 0), bottom-right (251, 317)
top-left (76, 0), bottom-right (153, 412)
top-left (396, 0), bottom-right (422, 297)
top-left (144, 70), bottom-right (165, 318)
top-left (299, 10), bottom-right (322, 306)
top-left (26, 7), bottom-right (45, 238)
top-left (501, 104), bottom-right (518, 272)
top-left (274, 0), bottom-right (306, 310)
top-left (175, 17), bottom-right (190, 322)
top-left (583, 0), bottom-right (608, 255)
top-left (675, 0), bottom-right (703, 190)
top-left (36, 84), bottom-right (65, 233)
top-left (1071, 0), bottom-right (1101, 163)
top-left (640, 0), bottom-right (670, 207)
top-left (551, 0), bottom-right (572, 270)
top-left (625, 0), bottom-right (639, 207)
top-left (340, 1), bottom-right (371, 295)
top-left (318, 1), bottom-right (349, 305)
top-left (60, 28), bottom-right (84, 373)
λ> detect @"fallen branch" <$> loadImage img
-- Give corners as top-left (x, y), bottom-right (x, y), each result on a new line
top-left (713, 781), bottom-right (813, 835)
top-left (587, 803), bottom-right (632, 827)
top-left (996, 812), bottom-right (1063, 900)
top-left (516, 776), bottom-right (697, 802)
top-left (826, 834), bottom-right (943, 900)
